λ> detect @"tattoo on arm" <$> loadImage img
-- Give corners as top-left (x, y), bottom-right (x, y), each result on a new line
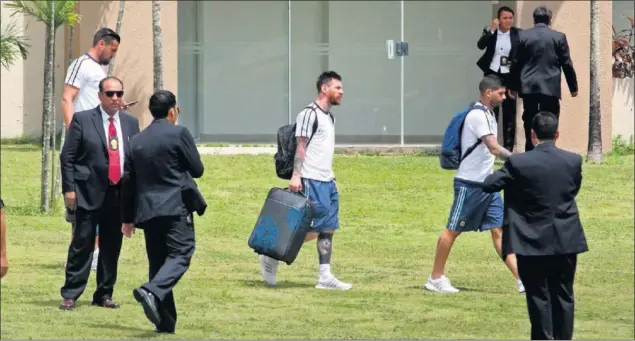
top-left (483, 135), bottom-right (512, 161)
top-left (496, 145), bottom-right (513, 160)
top-left (293, 137), bottom-right (308, 177)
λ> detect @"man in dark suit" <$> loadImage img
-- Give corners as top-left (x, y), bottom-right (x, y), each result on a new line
top-left (509, 6), bottom-right (578, 152)
top-left (482, 112), bottom-right (588, 340)
top-left (477, 6), bottom-right (521, 152)
top-left (59, 76), bottom-right (140, 310)
top-left (121, 90), bottom-right (205, 334)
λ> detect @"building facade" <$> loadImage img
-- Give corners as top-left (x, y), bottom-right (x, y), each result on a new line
top-left (0, 0), bottom-right (626, 153)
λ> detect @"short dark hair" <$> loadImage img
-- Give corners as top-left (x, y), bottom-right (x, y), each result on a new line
top-left (532, 111), bottom-right (559, 140)
top-left (533, 6), bottom-right (552, 25)
top-left (478, 75), bottom-right (504, 93)
top-left (98, 76), bottom-right (123, 92)
top-left (498, 6), bottom-right (514, 18)
top-left (316, 71), bottom-right (342, 93)
top-left (149, 90), bottom-right (177, 119)
top-left (92, 27), bottom-right (121, 46)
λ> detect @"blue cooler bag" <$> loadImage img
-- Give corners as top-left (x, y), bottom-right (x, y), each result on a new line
top-left (248, 187), bottom-right (315, 265)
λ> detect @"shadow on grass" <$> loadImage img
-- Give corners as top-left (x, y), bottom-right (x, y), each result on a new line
top-left (406, 284), bottom-right (500, 294)
top-left (5, 205), bottom-right (48, 217)
top-left (28, 299), bottom-right (64, 308)
top-left (240, 279), bottom-right (312, 289)
top-left (32, 263), bottom-right (65, 270)
top-left (86, 323), bottom-right (163, 338)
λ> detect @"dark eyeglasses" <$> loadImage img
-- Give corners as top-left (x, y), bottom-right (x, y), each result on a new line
top-left (103, 91), bottom-right (124, 98)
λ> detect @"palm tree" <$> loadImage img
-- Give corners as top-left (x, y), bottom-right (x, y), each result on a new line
top-left (587, 0), bottom-right (603, 163)
top-left (4, 0), bottom-right (80, 213)
top-left (152, 0), bottom-right (163, 91)
top-left (0, 20), bottom-right (30, 70)
top-left (107, 0), bottom-right (126, 76)
top-left (54, 23), bottom-right (76, 210)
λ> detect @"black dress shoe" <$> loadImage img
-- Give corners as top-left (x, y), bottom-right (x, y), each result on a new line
top-left (59, 299), bottom-right (76, 311)
top-left (91, 299), bottom-right (120, 309)
top-left (155, 327), bottom-right (175, 334)
top-left (133, 287), bottom-right (162, 327)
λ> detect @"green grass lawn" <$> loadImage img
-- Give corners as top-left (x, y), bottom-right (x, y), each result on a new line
top-left (1, 144), bottom-right (633, 340)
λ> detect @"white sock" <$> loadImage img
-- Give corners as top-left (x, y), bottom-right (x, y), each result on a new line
top-left (319, 264), bottom-right (331, 277)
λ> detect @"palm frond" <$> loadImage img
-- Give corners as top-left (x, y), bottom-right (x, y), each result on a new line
top-left (3, 0), bottom-right (80, 29)
top-left (0, 20), bottom-right (30, 69)
top-left (3, 1), bottom-right (48, 22)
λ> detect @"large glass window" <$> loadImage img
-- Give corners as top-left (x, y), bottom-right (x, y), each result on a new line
top-left (403, 1), bottom-right (493, 144)
top-left (178, 1), bottom-right (493, 144)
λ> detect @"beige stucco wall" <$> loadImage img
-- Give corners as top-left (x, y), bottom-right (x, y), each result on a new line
top-left (0, 6), bottom-right (67, 139)
top-left (512, 0), bottom-right (614, 154)
top-left (70, 0), bottom-right (178, 129)
top-left (612, 78), bottom-right (634, 139)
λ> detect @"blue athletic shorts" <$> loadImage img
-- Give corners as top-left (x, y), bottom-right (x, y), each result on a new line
top-left (301, 178), bottom-right (340, 232)
top-left (446, 178), bottom-right (503, 232)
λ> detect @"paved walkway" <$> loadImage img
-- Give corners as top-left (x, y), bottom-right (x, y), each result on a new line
top-left (197, 144), bottom-right (440, 155)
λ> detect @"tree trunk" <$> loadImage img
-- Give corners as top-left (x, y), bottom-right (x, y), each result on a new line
top-left (152, 0), bottom-right (163, 91)
top-left (40, 0), bottom-right (56, 213)
top-left (108, 0), bottom-right (126, 76)
top-left (55, 25), bottom-right (74, 211)
top-left (50, 62), bottom-right (57, 210)
top-left (587, 0), bottom-right (603, 163)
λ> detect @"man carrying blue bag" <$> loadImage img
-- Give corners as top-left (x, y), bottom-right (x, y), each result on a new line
top-left (257, 71), bottom-right (352, 291)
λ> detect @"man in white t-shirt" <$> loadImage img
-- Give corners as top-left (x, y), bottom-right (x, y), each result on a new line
top-left (259, 71), bottom-right (352, 290)
top-left (62, 28), bottom-right (123, 129)
top-left (61, 28), bottom-right (126, 271)
top-left (425, 75), bottom-right (523, 294)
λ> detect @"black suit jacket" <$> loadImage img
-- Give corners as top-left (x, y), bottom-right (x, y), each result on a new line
top-left (61, 106), bottom-right (140, 211)
top-left (509, 23), bottom-right (578, 98)
top-left (121, 118), bottom-right (205, 226)
top-left (476, 26), bottom-right (521, 74)
top-left (481, 142), bottom-right (589, 258)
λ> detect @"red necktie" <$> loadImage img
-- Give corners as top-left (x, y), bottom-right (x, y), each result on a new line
top-left (108, 117), bottom-right (121, 184)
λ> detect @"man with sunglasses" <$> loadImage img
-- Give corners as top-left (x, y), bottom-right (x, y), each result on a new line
top-left (59, 76), bottom-right (140, 311)
top-left (61, 27), bottom-right (128, 271)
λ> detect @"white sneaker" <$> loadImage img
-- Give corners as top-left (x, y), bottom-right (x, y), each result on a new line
top-left (259, 254), bottom-right (278, 286)
top-left (424, 275), bottom-right (460, 293)
top-left (315, 274), bottom-right (352, 290)
top-left (91, 249), bottom-right (99, 271)
top-left (517, 280), bottom-right (525, 293)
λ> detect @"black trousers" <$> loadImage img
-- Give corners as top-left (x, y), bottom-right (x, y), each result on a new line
top-left (61, 186), bottom-right (123, 302)
top-left (517, 254), bottom-right (578, 340)
top-left (485, 70), bottom-right (517, 152)
top-left (139, 210), bottom-right (196, 332)
top-left (521, 94), bottom-right (561, 151)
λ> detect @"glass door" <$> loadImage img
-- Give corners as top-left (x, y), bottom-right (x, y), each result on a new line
top-left (403, 1), bottom-right (493, 144)
top-left (289, 0), bottom-right (403, 144)
top-left (197, 1), bottom-right (290, 143)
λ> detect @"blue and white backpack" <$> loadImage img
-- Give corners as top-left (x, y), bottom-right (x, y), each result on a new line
top-left (439, 102), bottom-right (489, 170)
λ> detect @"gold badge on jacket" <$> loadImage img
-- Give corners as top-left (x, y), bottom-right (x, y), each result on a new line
top-left (109, 136), bottom-right (119, 151)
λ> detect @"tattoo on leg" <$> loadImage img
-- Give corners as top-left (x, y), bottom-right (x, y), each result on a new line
top-left (317, 232), bottom-right (333, 265)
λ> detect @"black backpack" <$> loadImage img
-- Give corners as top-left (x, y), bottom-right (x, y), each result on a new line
top-left (274, 104), bottom-right (333, 180)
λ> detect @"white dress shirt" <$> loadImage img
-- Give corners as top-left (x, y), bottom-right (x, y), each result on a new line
top-left (100, 106), bottom-right (125, 175)
top-left (489, 28), bottom-right (512, 74)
